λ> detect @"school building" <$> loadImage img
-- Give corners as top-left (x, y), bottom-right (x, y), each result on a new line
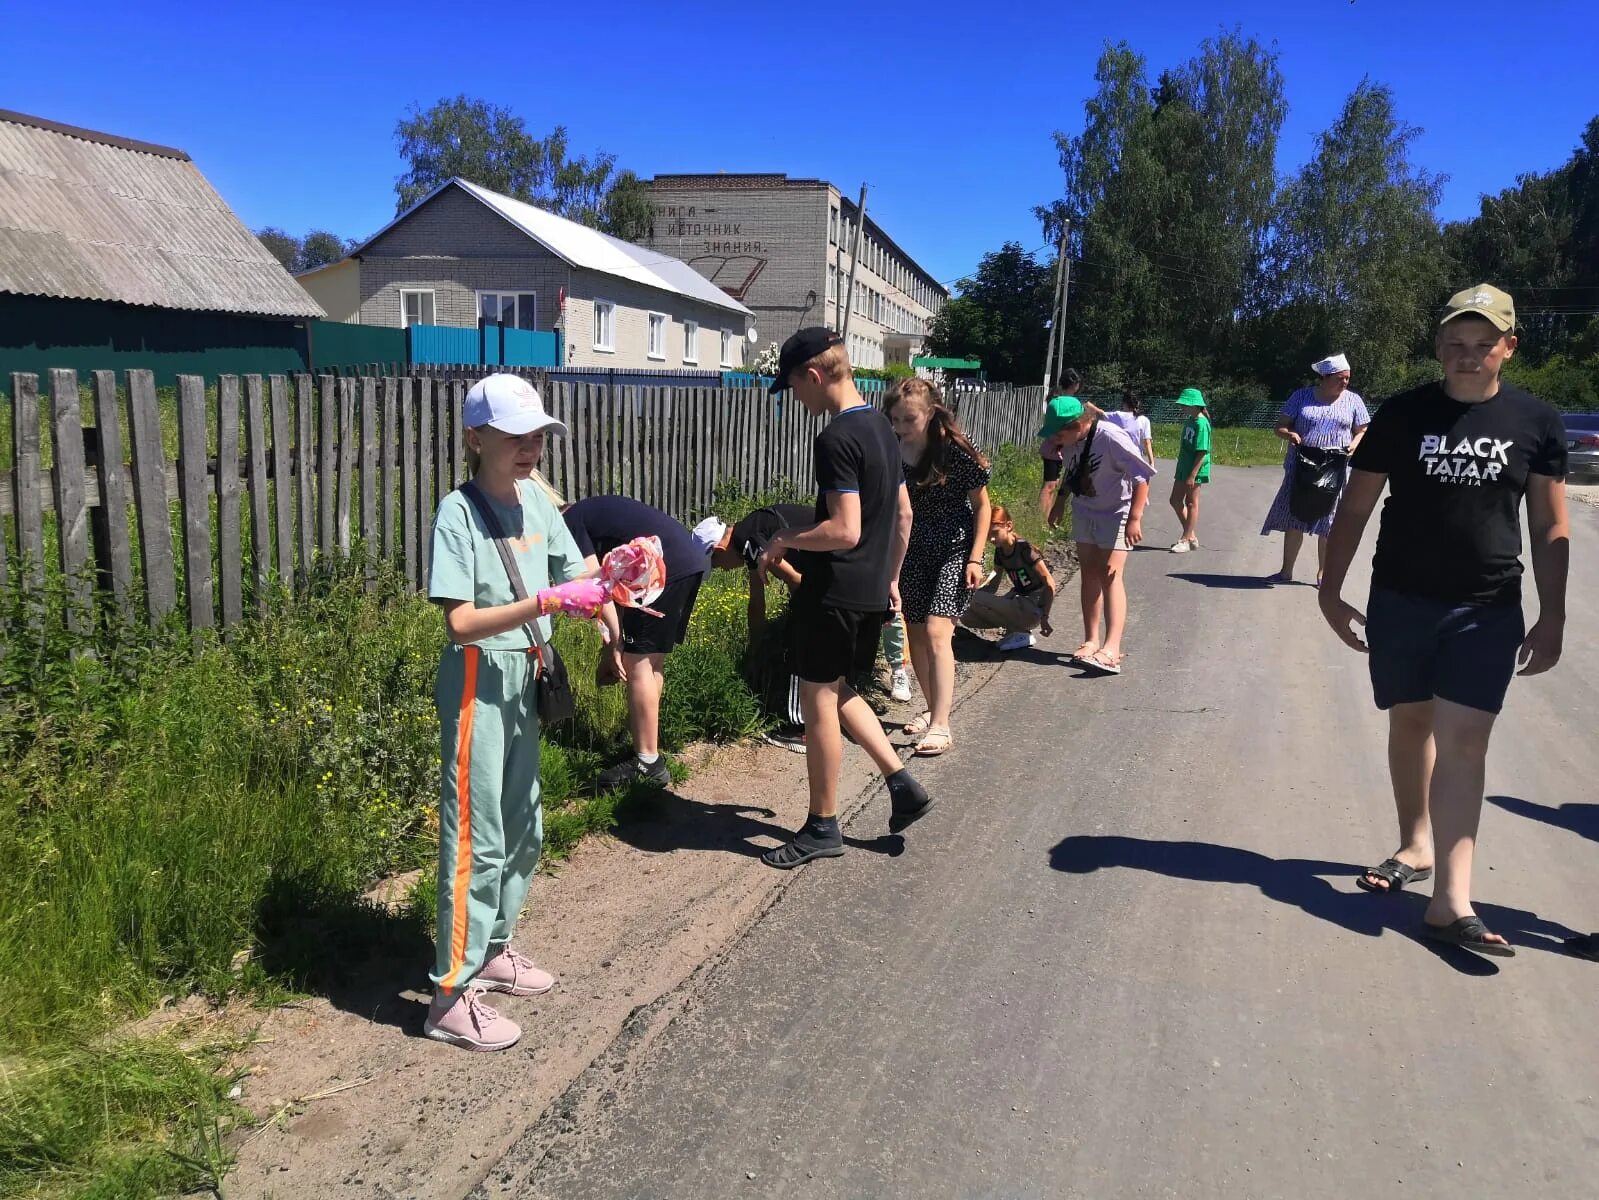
top-left (639, 174), bottom-right (947, 370)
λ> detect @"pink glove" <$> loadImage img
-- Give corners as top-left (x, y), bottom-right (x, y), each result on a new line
top-left (533, 577), bottom-right (607, 619)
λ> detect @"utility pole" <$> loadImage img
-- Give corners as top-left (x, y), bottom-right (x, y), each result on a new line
top-left (839, 183), bottom-right (868, 349)
top-left (1041, 217), bottom-right (1071, 391)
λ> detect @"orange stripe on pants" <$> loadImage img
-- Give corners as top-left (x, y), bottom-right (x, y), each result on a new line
top-left (440, 645), bottom-right (479, 991)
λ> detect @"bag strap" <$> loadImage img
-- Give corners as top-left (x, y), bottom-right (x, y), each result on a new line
top-left (460, 480), bottom-right (550, 666)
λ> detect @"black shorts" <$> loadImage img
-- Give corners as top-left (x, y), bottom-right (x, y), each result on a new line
top-left (1366, 587), bottom-right (1524, 715)
top-left (1042, 456), bottom-right (1064, 482)
top-left (789, 595), bottom-right (887, 685)
top-left (620, 572), bottom-right (704, 656)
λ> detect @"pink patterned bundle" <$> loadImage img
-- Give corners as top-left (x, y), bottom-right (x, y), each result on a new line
top-left (531, 536), bottom-right (668, 621)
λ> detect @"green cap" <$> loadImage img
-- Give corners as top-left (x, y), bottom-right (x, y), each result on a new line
top-left (1440, 283), bottom-right (1515, 333)
top-left (1176, 387), bottom-right (1206, 408)
top-left (1038, 394), bottom-right (1085, 438)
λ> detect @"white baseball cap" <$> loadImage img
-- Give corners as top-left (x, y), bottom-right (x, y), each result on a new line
top-left (463, 374), bottom-right (568, 437)
top-left (691, 516), bottom-right (728, 558)
top-left (1311, 353), bottom-right (1351, 376)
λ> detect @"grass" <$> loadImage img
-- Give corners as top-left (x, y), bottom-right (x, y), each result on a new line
top-left (0, 513), bottom-right (784, 1197)
top-left (1150, 423), bottom-right (1284, 468)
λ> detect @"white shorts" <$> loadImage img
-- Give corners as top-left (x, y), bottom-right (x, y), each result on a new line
top-left (1073, 508), bottom-right (1130, 551)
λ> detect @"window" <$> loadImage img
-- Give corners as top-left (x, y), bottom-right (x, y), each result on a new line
top-left (720, 328), bottom-right (735, 368)
top-left (476, 290), bottom-right (537, 330)
top-left (593, 299), bottom-right (615, 352)
top-left (647, 312), bottom-right (667, 360)
top-left (683, 319), bottom-right (698, 363)
top-left (829, 206), bottom-right (839, 245)
top-left (400, 289), bottom-right (435, 327)
top-left (827, 264), bottom-right (837, 302)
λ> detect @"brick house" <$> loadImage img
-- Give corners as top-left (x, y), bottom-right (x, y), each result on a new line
top-left (298, 178), bottom-right (754, 370)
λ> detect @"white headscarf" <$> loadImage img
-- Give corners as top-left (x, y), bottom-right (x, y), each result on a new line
top-left (1311, 353), bottom-right (1351, 376)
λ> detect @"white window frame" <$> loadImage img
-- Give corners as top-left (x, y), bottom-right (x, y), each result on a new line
top-left (592, 299), bottom-right (615, 352)
top-left (399, 288), bottom-right (435, 328)
top-left (647, 311), bottom-right (667, 361)
top-left (720, 328), bottom-right (735, 368)
top-left (475, 289), bottom-right (538, 331)
top-left (682, 319), bottom-right (699, 364)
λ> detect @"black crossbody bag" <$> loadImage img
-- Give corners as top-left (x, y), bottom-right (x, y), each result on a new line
top-left (459, 480), bottom-right (576, 728)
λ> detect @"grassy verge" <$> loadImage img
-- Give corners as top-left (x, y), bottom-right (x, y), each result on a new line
top-left (0, 478), bottom-right (790, 1198)
top-left (1151, 423), bottom-right (1284, 468)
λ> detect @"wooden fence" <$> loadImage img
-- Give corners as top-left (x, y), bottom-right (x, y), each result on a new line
top-left (1, 369), bottom-right (1044, 634)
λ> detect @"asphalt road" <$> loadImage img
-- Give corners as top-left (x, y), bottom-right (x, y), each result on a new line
top-left (487, 464), bottom-right (1599, 1200)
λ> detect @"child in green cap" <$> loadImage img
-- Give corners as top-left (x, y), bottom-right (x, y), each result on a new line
top-left (1170, 388), bottom-right (1210, 552)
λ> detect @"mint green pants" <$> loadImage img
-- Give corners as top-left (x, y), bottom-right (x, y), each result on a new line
top-left (881, 610), bottom-right (906, 668)
top-left (431, 643), bottom-right (543, 999)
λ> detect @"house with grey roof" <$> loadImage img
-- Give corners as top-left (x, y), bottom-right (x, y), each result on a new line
top-left (297, 177), bottom-right (755, 372)
top-left (0, 108), bottom-right (324, 382)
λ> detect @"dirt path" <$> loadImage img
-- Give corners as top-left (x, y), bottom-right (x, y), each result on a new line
top-left (222, 568), bottom-right (1060, 1197)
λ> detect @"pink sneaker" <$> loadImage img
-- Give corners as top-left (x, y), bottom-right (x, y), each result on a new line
top-left (478, 944), bottom-right (555, 997)
top-left (424, 986), bottom-right (521, 1052)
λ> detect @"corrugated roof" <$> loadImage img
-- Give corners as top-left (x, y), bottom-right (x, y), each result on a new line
top-left (353, 178), bottom-right (751, 319)
top-left (0, 109), bottom-right (324, 319)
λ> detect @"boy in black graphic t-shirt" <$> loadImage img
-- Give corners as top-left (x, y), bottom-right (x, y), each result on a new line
top-left (1321, 284), bottom-right (1570, 957)
top-left (754, 329), bottom-right (931, 868)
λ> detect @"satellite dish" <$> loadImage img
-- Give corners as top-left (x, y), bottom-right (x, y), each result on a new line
top-left (746, 326), bottom-right (759, 344)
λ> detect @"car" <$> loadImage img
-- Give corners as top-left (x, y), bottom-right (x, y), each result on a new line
top-left (1562, 412), bottom-right (1599, 481)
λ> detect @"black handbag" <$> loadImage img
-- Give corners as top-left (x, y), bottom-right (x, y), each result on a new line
top-left (459, 481), bottom-right (577, 728)
top-left (1287, 444), bottom-right (1349, 525)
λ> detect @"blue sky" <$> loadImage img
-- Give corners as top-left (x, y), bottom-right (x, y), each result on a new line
top-left (8, 0), bottom-right (1597, 289)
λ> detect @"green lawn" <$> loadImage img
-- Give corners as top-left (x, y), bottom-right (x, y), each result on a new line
top-left (1151, 423), bottom-right (1284, 468)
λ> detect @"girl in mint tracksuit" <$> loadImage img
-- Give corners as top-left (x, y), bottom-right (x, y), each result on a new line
top-left (423, 374), bottom-right (588, 1052)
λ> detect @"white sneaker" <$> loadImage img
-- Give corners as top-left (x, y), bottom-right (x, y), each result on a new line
top-left (889, 668), bottom-right (912, 703)
top-left (1169, 539), bottom-right (1194, 553)
top-left (997, 631), bottom-right (1036, 652)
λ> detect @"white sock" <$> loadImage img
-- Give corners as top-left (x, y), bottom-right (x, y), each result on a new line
top-left (637, 751), bottom-right (660, 765)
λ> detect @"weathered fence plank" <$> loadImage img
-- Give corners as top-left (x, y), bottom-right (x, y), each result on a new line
top-left (216, 376), bottom-right (244, 627)
top-left (125, 371), bottom-right (177, 621)
top-left (10, 373), bottom-right (45, 594)
top-left (417, 378), bottom-right (433, 587)
top-left (47, 370), bottom-right (91, 632)
top-left (294, 375), bottom-right (315, 573)
top-left (359, 377), bottom-right (378, 555)
top-left (433, 380), bottom-right (448, 508)
top-left (451, 380), bottom-right (466, 491)
top-left (399, 377), bottom-right (419, 587)
top-left (269, 376), bottom-right (294, 591)
top-left (337, 378), bottom-right (356, 555)
top-left (381, 377), bottom-right (398, 560)
top-left (176, 376), bottom-right (213, 631)
top-left (318, 375), bottom-right (336, 556)
top-left (244, 376), bottom-right (271, 610)
top-left (90, 371), bottom-right (133, 615)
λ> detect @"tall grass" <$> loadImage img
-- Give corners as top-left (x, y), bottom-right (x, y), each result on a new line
top-left (1150, 422), bottom-right (1284, 468)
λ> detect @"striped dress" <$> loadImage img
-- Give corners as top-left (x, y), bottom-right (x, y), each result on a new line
top-left (1259, 387), bottom-right (1371, 537)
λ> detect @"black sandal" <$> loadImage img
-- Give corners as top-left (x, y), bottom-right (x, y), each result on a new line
top-left (1422, 916), bottom-right (1516, 958)
top-left (1356, 857), bottom-right (1433, 893)
top-left (761, 830), bottom-right (845, 870)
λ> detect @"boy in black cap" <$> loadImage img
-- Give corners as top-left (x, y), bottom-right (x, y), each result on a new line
top-left (755, 328), bottom-right (931, 867)
top-left (1320, 284), bottom-right (1569, 957)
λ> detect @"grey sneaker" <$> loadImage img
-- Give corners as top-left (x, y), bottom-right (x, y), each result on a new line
top-left (597, 755), bottom-right (670, 791)
top-left (997, 631), bottom-right (1035, 652)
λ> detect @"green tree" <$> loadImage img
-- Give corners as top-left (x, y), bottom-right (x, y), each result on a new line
top-left (298, 229), bottom-right (350, 271)
top-left (924, 242), bottom-right (1055, 383)
top-left (1260, 80), bottom-right (1446, 399)
top-left (602, 170), bottom-right (655, 242)
top-left (256, 226), bottom-right (299, 271)
top-left (394, 95), bottom-right (647, 239)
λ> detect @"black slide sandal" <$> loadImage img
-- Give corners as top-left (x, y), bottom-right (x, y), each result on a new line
top-left (761, 831), bottom-right (845, 870)
top-left (1423, 916), bottom-right (1516, 958)
top-left (1356, 857), bottom-right (1432, 893)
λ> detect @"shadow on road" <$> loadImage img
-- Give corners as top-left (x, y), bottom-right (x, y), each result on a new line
top-left (1046, 834), bottom-right (1577, 970)
top-left (613, 790), bottom-right (903, 859)
top-left (1487, 794), bottom-right (1599, 844)
top-left (1167, 572), bottom-right (1276, 590)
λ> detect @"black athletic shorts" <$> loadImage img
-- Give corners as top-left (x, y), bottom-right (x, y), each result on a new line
top-left (1365, 586), bottom-right (1524, 715)
top-left (789, 594), bottom-right (888, 685)
top-left (620, 572), bottom-right (704, 656)
top-left (1042, 455), bottom-right (1064, 482)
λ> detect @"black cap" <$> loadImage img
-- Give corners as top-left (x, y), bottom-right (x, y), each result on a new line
top-left (770, 327), bottom-right (844, 393)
